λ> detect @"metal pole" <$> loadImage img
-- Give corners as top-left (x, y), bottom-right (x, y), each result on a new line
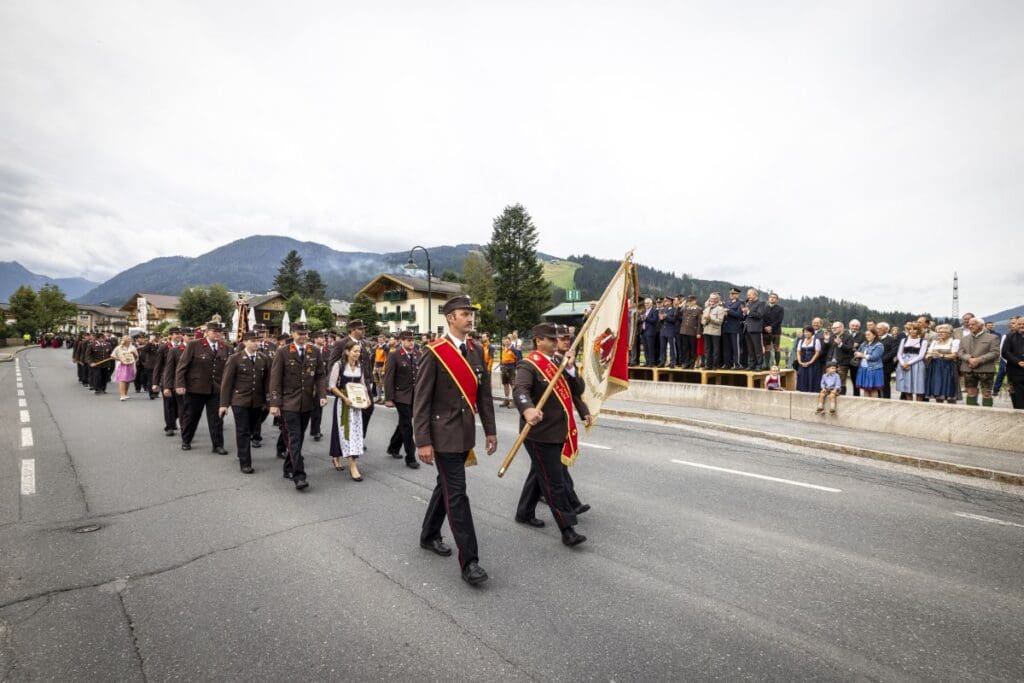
top-left (427, 255), bottom-right (432, 335)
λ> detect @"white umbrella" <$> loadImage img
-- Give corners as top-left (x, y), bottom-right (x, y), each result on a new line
top-left (247, 305), bottom-right (257, 331)
top-left (299, 308), bottom-right (307, 323)
top-left (230, 308), bottom-right (240, 342)
top-left (281, 311), bottom-right (291, 335)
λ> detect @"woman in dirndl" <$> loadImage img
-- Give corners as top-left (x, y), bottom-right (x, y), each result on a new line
top-left (329, 339), bottom-right (368, 481)
top-left (111, 335), bottom-right (139, 401)
top-left (925, 324), bottom-right (959, 403)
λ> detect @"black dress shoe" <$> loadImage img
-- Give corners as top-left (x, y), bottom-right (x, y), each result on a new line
top-left (405, 460), bottom-right (420, 469)
top-left (283, 471), bottom-right (293, 480)
top-left (276, 451), bottom-right (286, 459)
top-left (164, 429), bottom-right (174, 437)
top-left (461, 561), bottom-right (488, 585)
top-left (387, 449), bottom-right (402, 458)
top-left (294, 478), bottom-right (309, 490)
top-left (180, 443), bottom-right (191, 451)
top-left (574, 503), bottom-right (591, 515)
top-left (241, 465), bottom-right (254, 474)
top-left (312, 434), bottom-right (322, 442)
top-left (420, 538), bottom-right (453, 556)
top-left (515, 516), bottom-right (545, 528)
top-left (561, 528), bottom-right (587, 546)
top-left (251, 440), bottom-right (262, 449)
top-left (212, 446), bottom-right (228, 455)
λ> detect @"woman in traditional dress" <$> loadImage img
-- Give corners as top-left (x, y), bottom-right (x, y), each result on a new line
top-left (925, 323), bottom-right (959, 403)
top-left (328, 339), bottom-right (369, 481)
top-left (853, 328), bottom-right (885, 398)
top-left (111, 335), bottom-right (139, 401)
top-left (894, 323), bottom-right (929, 401)
top-left (795, 326), bottom-right (822, 392)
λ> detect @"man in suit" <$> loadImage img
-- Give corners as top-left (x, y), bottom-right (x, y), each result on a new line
top-left (877, 322), bottom-right (899, 399)
top-left (639, 297), bottom-right (659, 367)
top-left (959, 317), bottom-right (1000, 407)
top-left (1001, 317), bottom-right (1024, 409)
top-left (269, 321), bottom-right (327, 489)
top-left (219, 331), bottom-right (270, 474)
top-left (763, 293), bottom-right (785, 370)
top-left (415, 295), bottom-right (497, 586)
top-left (741, 288), bottom-right (767, 371)
top-left (515, 324), bottom-right (592, 542)
top-left (657, 298), bottom-right (679, 367)
top-left (824, 321), bottom-right (856, 394)
top-left (384, 330), bottom-right (420, 469)
top-left (722, 288), bottom-right (745, 370)
top-left (175, 321), bottom-right (231, 453)
top-left (155, 327), bottom-right (188, 436)
top-left (846, 319), bottom-right (866, 396)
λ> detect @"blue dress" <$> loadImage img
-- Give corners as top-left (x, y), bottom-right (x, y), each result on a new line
top-left (855, 342), bottom-right (885, 389)
top-left (796, 339), bottom-right (822, 392)
top-left (925, 341), bottom-right (959, 400)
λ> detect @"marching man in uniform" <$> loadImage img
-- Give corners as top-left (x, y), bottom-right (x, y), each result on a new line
top-left (513, 323), bottom-right (592, 547)
top-left (414, 295), bottom-right (497, 586)
top-left (384, 330), bottom-right (421, 469)
top-left (219, 331), bottom-right (270, 474)
top-left (175, 321), bottom-right (231, 453)
top-left (268, 321), bottom-right (327, 491)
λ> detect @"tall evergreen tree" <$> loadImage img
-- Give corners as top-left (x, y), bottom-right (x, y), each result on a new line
top-left (301, 270), bottom-right (327, 302)
top-left (273, 250), bottom-right (304, 298)
top-left (347, 294), bottom-right (380, 335)
top-left (483, 204), bottom-right (551, 333)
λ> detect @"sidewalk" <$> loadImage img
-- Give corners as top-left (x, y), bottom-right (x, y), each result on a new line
top-left (0, 345), bottom-right (31, 362)
top-left (600, 397), bottom-right (1024, 486)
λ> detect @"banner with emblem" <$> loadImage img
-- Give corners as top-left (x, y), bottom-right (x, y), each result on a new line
top-left (579, 254), bottom-right (634, 421)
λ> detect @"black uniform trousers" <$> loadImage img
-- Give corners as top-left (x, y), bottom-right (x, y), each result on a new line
top-left (181, 392), bottom-right (223, 448)
top-left (723, 333), bottom-right (742, 369)
top-left (1009, 374), bottom-right (1024, 409)
top-left (704, 335), bottom-right (722, 369)
top-left (308, 403), bottom-right (323, 437)
top-left (744, 332), bottom-right (764, 370)
top-left (387, 402), bottom-right (416, 462)
top-left (163, 393), bottom-right (184, 431)
top-left (881, 364), bottom-right (895, 399)
top-left (421, 452), bottom-right (479, 569)
top-left (279, 410), bottom-right (311, 481)
top-left (679, 334), bottom-right (698, 368)
top-left (361, 399), bottom-right (374, 434)
top-left (253, 408), bottom-right (269, 442)
top-left (642, 334), bottom-right (658, 366)
top-left (134, 362), bottom-right (145, 392)
top-left (232, 406), bottom-right (264, 468)
top-left (517, 460), bottom-right (582, 520)
top-left (515, 440), bottom-right (579, 531)
top-left (90, 365), bottom-right (108, 393)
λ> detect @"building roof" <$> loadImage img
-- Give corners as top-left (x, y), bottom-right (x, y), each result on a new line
top-left (121, 292), bottom-right (181, 311)
top-left (79, 304), bottom-right (128, 318)
top-left (541, 301), bottom-right (597, 318)
top-left (246, 292), bottom-right (286, 308)
top-left (330, 299), bottom-right (351, 316)
top-left (357, 273), bottom-right (464, 299)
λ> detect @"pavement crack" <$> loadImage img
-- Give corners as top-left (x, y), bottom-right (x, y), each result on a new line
top-left (116, 591), bottom-right (148, 682)
top-left (83, 486), bottom-right (245, 522)
top-left (343, 544), bottom-right (538, 681)
top-left (32, 373), bottom-right (91, 514)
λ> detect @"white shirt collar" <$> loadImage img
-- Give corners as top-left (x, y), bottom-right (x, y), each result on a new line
top-left (447, 332), bottom-right (467, 346)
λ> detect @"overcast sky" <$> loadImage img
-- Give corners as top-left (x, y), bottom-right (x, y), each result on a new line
top-left (2, 1), bottom-right (1022, 316)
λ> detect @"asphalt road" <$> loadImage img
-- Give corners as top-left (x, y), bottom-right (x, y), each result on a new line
top-left (2, 347), bottom-right (1024, 681)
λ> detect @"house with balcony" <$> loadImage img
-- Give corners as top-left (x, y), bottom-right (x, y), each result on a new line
top-left (355, 274), bottom-right (464, 336)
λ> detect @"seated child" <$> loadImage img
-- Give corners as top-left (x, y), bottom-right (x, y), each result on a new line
top-left (817, 362), bottom-right (842, 414)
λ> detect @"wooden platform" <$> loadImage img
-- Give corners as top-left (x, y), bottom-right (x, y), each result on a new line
top-left (627, 366), bottom-right (797, 391)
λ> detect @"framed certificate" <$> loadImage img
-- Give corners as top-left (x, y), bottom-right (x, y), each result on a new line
top-left (346, 382), bottom-right (371, 409)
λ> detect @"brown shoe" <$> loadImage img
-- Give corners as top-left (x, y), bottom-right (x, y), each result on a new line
top-left (332, 457), bottom-right (343, 471)
top-left (348, 459), bottom-right (363, 481)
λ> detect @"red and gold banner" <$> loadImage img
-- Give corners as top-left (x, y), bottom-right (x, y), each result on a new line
top-left (427, 338), bottom-right (478, 413)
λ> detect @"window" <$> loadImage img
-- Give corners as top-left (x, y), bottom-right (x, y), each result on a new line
top-left (262, 312), bottom-right (270, 320)
top-left (409, 304), bottom-right (416, 312)
top-left (437, 305), bottom-right (444, 315)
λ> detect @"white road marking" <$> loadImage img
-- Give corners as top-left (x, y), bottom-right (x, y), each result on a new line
top-left (18, 398), bottom-right (27, 407)
top-left (670, 459), bottom-right (842, 493)
top-left (17, 389), bottom-right (24, 396)
top-left (16, 383), bottom-right (23, 389)
top-left (21, 427), bottom-right (33, 447)
top-left (21, 459), bottom-right (35, 495)
top-left (955, 512), bottom-right (1024, 529)
top-left (20, 409), bottom-right (30, 423)
top-left (579, 441), bottom-right (612, 450)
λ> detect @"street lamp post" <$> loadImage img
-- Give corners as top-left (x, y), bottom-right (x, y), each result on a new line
top-left (404, 245), bottom-right (432, 335)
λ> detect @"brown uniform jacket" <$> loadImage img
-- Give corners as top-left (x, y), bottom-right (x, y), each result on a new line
top-left (72, 338), bottom-right (86, 363)
top-left (161, 343), bottom-right (188, 390)
top-left (220, 350), bottom-right (270, 409)
top-left (514, 354), bottom-right (590, 444)
top-left (269, 343), bottom-right (327, 412)
top-left (83, 339), bottom-right (112, 365)
top-left (384, 347), bottom-right (418, 405)
top-left (679, 305), bottom-right (703, 336)
top-left (175, 338), bottom-right (231, 394)
top-left (140, 342), bottom-right (161, 370)
top-left (413, 337), bottom-right (496, 453)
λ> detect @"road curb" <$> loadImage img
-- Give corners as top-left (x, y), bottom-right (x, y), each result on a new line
top-left (598, 407), bottom-right (1024, 487)
top-left (0, 346), bottom-right (33, 362)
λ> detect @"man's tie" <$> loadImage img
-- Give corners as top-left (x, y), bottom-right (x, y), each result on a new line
top-left (298, 347), bottom-right (304, 361)
top-left (459, 342), bottom-right (468, 359)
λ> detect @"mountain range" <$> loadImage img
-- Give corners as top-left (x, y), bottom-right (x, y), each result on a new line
top-left (0, 262), bottom-right (99, 302)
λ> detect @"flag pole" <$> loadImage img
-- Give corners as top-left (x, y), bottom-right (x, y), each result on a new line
top-left (497, 249), bottom-right (635, 478)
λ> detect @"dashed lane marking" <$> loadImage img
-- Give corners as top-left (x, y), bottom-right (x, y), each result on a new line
top-left (21, 459), bottom-right (35, 495)
top-left (20, 409), bottom-right (30, 423)
top-left (670, 459), bottom-right (842, 493)
top-left (18, 398), bottom-right (27, 407)
top-left (954, 512), bottom-right (1024, 529)
top-left (21, 427), bottom-right (33, 447)
top-left (579, 442), bottom-right (612, 450)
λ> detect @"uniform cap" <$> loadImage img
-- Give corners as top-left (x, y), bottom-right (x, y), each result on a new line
top-left (291, 322), bottom-right (310, 333)
top-left (398, 330), bottom-right (415, 340)
top-left (442, 295), bottom-right (473, 315)
top-left (346, 319), bottom-right (364, 330)
top-left (241, 331), bottom-right (258, 341)
top-left (532, 322), bottom-right (559, 339)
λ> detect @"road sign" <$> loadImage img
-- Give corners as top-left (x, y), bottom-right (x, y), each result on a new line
top-left (566, 289), bottom-right (580, 302)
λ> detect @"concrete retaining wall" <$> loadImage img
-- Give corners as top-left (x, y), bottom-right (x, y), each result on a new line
top-left (616, 380), bottom-right (1024, 453)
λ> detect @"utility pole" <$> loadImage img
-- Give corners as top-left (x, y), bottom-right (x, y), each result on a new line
top-left (952, 271), bottom-right (959, 322)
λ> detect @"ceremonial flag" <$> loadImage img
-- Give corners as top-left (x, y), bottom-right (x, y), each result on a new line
top-left (579, 255), bottom-right (635, 422)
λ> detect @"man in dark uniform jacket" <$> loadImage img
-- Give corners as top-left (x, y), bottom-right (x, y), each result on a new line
top-left (1002, 319), bottom-right (1024, 409)
top-left (513, 323), bottom-right (591, 547)
top-left (679, 295), bottom-right (703, 369)
top-left (251, 325), bottom-right (276, 447)
top-left (740, 288), bottom-right (767, 371)
top-left (139, 334), bottom-right (161, 399)
top-left (307, 329), bottom-right (327, 442)
top-left (219, 332), bottom-right (270, 474)
top-left (384, 330), bottom-right (420, 469)
top-left (762, 292), bottom-right (785, 370)
top-left (516, 325), bottom-right (591, 527)
top-left (722, 288), bottom-right (745, 370)
top-left (84, 332), bottom-right (113, 394)
top-left (175, 322), bottom-right (231, 453)
top-left (155, 327), bottom-right (188, 436)
top-left (415, 296), bottom-right (497, 586)
top-left (269, 322), bottom-right (327, 490)
top-left (73, 332), bottom-right (92, 386)
top-left (878, 322), bottom-right (899, 399)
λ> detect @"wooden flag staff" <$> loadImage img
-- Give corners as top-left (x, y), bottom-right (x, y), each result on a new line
top-left (497, 249), bottom-right (635, 478)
